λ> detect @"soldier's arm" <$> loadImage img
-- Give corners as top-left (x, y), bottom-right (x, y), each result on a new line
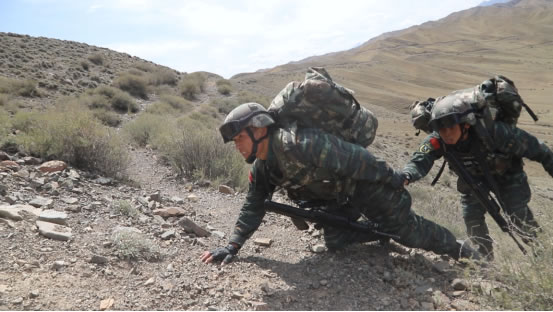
top-left (493, 122), bottom-right (553, 177)
top-left (293, 129), bottom-right (398, 184)
top-left (402, 133), bottom-right (442, 183)
top-left (228, 165), bottom-right (270, 247)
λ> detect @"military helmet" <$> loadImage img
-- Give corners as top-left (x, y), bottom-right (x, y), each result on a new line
top-left (428, 93), bottom-right (476, 131)
top-left (219, 102), bottom-right (275, 143)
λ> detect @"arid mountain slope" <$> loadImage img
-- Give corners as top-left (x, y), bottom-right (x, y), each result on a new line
top-left (232, 0), bottom-right (553, 120)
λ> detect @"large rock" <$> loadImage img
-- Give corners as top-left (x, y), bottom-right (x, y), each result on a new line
top-left (39, 210), bottom-right (68, 225)
top-left (36, 220), bottom-right (72, 241)
top-left (29, 196), bottom-right (53, 208)
top-left (177, 217), bottom-right (211, 237)
top-left (0, 160), bottom-right (20, 171)
top-left (0, 204), bottom-right (42, 221)
top-left (153, 207), bottom-right (186, 218)
top-left (218, 185), bottom-right (234, 195)
top-left (38, 160), bottom-right (67, 173)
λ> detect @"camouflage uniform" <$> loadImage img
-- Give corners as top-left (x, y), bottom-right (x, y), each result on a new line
top-left (229, 125), bottom-right (464, 258)
top-left (403, 121), bottom-right (553, 256)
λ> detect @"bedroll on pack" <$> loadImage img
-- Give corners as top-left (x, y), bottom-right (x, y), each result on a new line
top-left (268, 67), bottom-right (378, 147)
top-left (409, 98), bottom-right (435, 135)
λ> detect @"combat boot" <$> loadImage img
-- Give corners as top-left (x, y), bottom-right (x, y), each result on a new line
top-left (449, 240), bottom-right (482, 261)
top-left (466, 220), bottom-right (494, 261)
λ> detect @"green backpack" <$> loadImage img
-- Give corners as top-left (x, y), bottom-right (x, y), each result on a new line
top-left (409, 75), bottom-right (538, 136)
top-left (268, 67), bottom-right (378, 147)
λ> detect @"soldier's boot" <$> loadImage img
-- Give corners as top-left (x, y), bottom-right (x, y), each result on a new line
top-left (322, 225), bottom-right (384, 251)
top-left (448, 240), bottom-right (482, 261)
top-left (466, 220), bottom-right (494, 261)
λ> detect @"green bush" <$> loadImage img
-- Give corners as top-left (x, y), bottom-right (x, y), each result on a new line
top-left (122, 113), bottom-right (167, 147)
top-left (0, 94), bottom-right (9, 106)
top-left (211, 98), bottom-right (240, 115)
top-left (235, 90), bottom-right (270, 107)
top-left (111, 200), bottom-right (139, 218)
top-left (179, 72), bottom-right (206, 100)
top-left (111, 228), bottom-right (162, 261)
top-left (154, 122), bottom-right (248, 190)
top-left (113, 72), bottom-right (149, 99)
top-left (88, 53), bottom-right (104, 66)
top-left (146, 95), bottom-right (193, 115)
top-left (148, 68), bottom-right (178, 86)
top-left (86, 86), bottom-right (139, 113)
top-left (11, 110), bottom-right (38, 133)
top-left (80, 60), bottom-right (89, 71)
top-left (0, 77), bottom-right (39, 97)
top-left (92, 109), bottom-right (122, 127)
top-left (216, 79), bottom-right (232, 95)
top-left (0, 109), bottom-right (12, 145)
top-left (18, 108), bottom-right (129, 179)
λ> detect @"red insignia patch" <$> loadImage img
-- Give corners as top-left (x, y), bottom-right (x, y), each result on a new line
top-left (248, 171), bottom-right (253, 183)
top-left (429, 137), bottom-right (441, 150)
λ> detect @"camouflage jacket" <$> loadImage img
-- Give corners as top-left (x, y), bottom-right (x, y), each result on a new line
top-left (403, 121), bottom-right (553, 191)
top-left (229, 126), bottom-right (397, 246)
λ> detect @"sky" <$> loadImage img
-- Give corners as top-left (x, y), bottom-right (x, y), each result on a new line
top-left (0, 0), bottom-right (485, 78)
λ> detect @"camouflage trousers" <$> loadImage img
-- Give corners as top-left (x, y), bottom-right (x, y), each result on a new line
top-left (461, 171), bottom-right (539, 259)
top-left (323, 181), bottom-right (460, 258)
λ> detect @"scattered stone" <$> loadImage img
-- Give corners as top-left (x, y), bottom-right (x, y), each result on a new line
top-left (153, 207), bottom-right (186, 218)
top-left (320, 279), bottom-right (328, 286)
top-left (415, 284), bottom-right (433, 295)
top-left (94, 177), bottom-right (112, 185)
top-left (0, 217), bottom-right (15, 228)
top-left (52, 260), bottom-right (65, 271)
top-left (148, 191), bottom-right (162, 202)
top-left (452, 278), bottom-right (468, 290)
top-left (22, 156), bottom-right (41, 165)
top-left (432, 260), bottom-right (451, 274)
top-left (0, 151), bottom-right (10, 161)
top-left (0, 204), bottom-right (42, 221)
top-left (12, 297), bottom-right (23, 305)
top-left (5, 195), bottom-right (17, 204)
top-left (212, 231), bottom-right (226, 239)
top-left (249, 301), bottom-right (268, 311)
top-left (38, 210), bottom-right (68, 225)
top-left (177, 217), bottom-right (210, 237)
top-left (62, 197), bottom-right (79, 205)
top-left (144, 277), bottom-right (155, 286)
top-left (311, 244), bottom-right (326, 253)
top-left (28, 196), bottom-right (53, 208)
top-left (170, 196), bottom-right (184, 204)
top-left (90, 255), bottom-right (109, 264)
top-left (187, 194), bottom-right (199, 202)
top-left (99, 298), bottom-right (114, 311)
top-left (160, 230), bottom-right (176, 240)
top-left (452, 290), bottom-right (465, 297)
top-left (254, 238), bottom-right (272, 247)
top-left (382, 271), bottom-right (393, 282)
top-left (38, 160), bottom-right (67, 173)
top-left (218, 185), bottom-right (234, 195)
top-left (231, 292), bottom-right (244, 299)
top-left (29, 290), bottom-right (39, 298)
top-left (67, 169), bottom-right (80, 179)
top-left (432, 290), bottom-right (450, 307)
top-left (0, 160), bottom-right (19, 171)
top-left (15, 169), bottom-right (30, 179)
top-left (36, 220), bottom-right (72, 241)
top-left (420, 301), bottom-right (434, 310)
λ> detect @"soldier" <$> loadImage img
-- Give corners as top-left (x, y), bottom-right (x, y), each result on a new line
top-left (200, 102), bottom-right (480, 265)
top-left (403, 94), bottom-right (553, 260)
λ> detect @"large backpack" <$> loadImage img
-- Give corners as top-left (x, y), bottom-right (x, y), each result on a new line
top-left (409, 75), bottom-right (538, 136)
top-left (268, 67), bottom-right (378, 147)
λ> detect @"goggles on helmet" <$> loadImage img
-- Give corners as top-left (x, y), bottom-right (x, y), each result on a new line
top-left (219, 111), bottom-right (269, 143)
top-left (429, 114), bottom-right (464, 132)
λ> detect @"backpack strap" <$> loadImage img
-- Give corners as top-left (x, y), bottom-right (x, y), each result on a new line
top-left (430, 159), bottom-right (447, 186)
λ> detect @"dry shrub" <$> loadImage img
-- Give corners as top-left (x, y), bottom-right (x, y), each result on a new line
top-left (111, 227), bottom-right (163, 261)
top-left (0, 76), bottom-right (39, 97)
top-left (216, 79), bottom-right (232, 95)
top-left (87, 53), bottom-right (104, 65)
top-left (113, 72), bottom-right (149, 99)
top-left (17, 107), bottom-right (129, 179)
top-left (179, 72), bottom-right (206, 100)
top-left (122, 113), bottom-right (166, 147)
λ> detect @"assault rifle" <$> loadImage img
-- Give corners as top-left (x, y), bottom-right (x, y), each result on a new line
top-left (263, 199), bottom-right (399, 240)
top-left (442, 148), bottom-right (528, 255)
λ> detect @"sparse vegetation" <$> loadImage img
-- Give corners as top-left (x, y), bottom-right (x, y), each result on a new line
top-left (113, 72), bottom-right (149, 99)
top-left (87, 53), bottom-right (104, 66)
top-left (179, 72), bottom-right (206, 100)
top-left (111, 200), bottom-right (139, 218)
top-left (216, 79), bottom-right (232, 95)
top-left (0, 76), bottom-right (39, 97)
top-left (123, 113), bottom-right (166, 147)
top-left (17, 107), bottom-right (129, 179)
top-left (111, 228), bottom-right (163, 261)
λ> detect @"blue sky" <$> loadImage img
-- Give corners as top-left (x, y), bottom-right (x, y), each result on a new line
top-left (1, 0), bottom-right (485, 78)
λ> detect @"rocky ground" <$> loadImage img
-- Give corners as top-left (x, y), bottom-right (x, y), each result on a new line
top-left (0, 137), bottom-right (497, 311)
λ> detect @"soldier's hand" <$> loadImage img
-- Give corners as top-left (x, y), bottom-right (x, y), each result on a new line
top-left (200, 244), bottom-right (239, 265)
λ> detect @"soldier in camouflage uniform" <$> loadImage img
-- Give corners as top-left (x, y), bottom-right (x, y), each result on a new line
top-left (403, 94), bottom-right (553, 260)
top-left (201, 102), bottom-right (479, 265)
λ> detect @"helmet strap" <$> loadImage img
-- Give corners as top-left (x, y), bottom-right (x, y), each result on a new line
top-left (245, 127), bottom-right (269, 164)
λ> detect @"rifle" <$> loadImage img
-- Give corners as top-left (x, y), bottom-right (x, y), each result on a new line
top-left (441, 147), bottom-right (528, 254)
top-left (263, 199), bottom-right (399, 240)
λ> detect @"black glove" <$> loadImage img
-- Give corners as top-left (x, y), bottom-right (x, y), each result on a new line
top-left (210, 244), bottom-right (239, 264)
top-left (389, 171), bottom-right (407, 189)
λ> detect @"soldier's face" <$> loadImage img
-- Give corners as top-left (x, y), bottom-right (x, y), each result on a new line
top-left (232, 129), bottom-right (254, 159)
top-left (438, 124), bottom-right (463, 145)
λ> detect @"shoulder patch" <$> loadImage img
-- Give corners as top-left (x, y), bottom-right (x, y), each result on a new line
top-left (419, 143), bottom-right (432, 153)
top-left (248, 170), bottom-right (254, 183)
